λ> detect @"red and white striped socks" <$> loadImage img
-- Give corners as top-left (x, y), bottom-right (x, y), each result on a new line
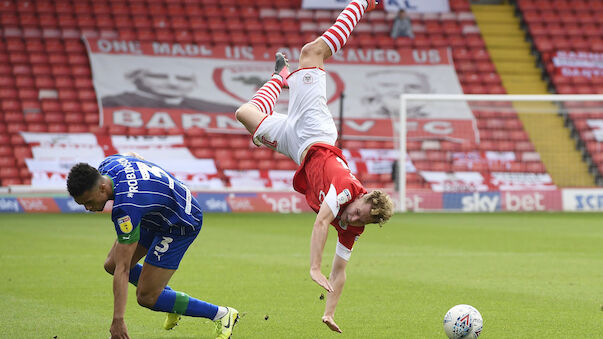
top-left (249, 75), bottom-right (284, 115)
top-left (320, 0), bottom-right (369, 56)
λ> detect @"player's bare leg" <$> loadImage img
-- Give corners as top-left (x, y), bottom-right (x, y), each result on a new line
top-left (136, 264), bottom-right (177, 308)
top-left (299, 38), bottom-right (332, 69)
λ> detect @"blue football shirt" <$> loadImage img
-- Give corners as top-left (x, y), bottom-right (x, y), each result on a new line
top-left (98, 154), bottom-right (203, 244)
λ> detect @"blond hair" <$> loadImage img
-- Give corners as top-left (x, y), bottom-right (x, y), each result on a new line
top-left (364, 190), bottom-right (394, 226)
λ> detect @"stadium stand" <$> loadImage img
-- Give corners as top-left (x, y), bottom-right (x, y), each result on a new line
top-left (0, 0), bottom-right (570, 189)
top-left (516, 0), bottom-right (603, 184)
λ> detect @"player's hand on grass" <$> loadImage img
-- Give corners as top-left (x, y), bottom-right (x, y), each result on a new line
top-left (310, 268), bottom-right (334, 292)
top-left (322, 315), bottom-right (342, 333)
top-left (110, 318), bottom-right (130, 339)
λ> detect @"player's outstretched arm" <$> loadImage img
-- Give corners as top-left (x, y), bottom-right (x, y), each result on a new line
top-left (110, 241), bottom-right (138, 339)
top-left (310, 203), bottom-right (337, 293)
top-left (322, 254), bottom-right (348, 333)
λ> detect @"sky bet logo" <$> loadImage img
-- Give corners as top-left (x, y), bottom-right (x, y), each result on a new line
top-left (444, 192), bottom-right (501, 212)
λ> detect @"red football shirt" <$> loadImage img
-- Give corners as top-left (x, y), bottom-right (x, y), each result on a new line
top-left (293, 143), bottom-right (367, 254)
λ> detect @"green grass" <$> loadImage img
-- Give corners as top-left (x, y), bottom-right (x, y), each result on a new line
top-left (1, 213), bottom-right (602, 338)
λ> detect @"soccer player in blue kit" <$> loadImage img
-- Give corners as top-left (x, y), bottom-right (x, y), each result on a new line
top-left (66, 152), bottom-right (238, 339)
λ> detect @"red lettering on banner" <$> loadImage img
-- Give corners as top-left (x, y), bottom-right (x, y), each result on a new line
top-left (17, 197), bottom-right (60, 213)
top-left (226, 195), bottom-right (272, 212)
top-left (260, 193), bottom-right (311, 213)
top-left (406, 190), bottom-right (444, 211)
top-left (86, 38), bottom-right (451, 65)
top-left (104, 108), bottom-right (477, 142)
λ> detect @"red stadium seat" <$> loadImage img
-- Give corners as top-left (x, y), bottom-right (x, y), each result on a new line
top-left (192, 148), bottom-right (215, 159)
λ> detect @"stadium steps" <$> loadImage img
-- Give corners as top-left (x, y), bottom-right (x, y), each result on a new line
top-left (513, 103), bottom-right (595, 187)
top-left (471, 3), bottom-right (545, 92)
top-left (472, 3), bottom-right (595, 186)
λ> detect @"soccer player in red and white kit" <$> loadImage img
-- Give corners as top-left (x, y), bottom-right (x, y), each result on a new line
top-left (235, 0), bottom-right (394, 333)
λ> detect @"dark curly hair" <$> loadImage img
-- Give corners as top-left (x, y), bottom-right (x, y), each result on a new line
top-left (66, 163), bottom-right (101, 197)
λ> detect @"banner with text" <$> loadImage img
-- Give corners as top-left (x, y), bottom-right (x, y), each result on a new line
top-left (552, 51), bottom-right (603, 78)
top-left (84, 39), bottom-right (475, 141)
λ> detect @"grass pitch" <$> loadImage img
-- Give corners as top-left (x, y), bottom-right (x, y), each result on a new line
top-left (1, 212), bottom-right (602, 338)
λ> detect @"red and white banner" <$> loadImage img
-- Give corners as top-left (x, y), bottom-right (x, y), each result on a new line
top-left (552, 51), bottom-right (603, 78)
top-left (302, 0), bottom-right (450, 13)
top-left (451, 151), bottom-right (516, 167)
top-left (420, 171), bottom-right (489, 192)
top-left (343, 148), bottom-right (414, 174)
top-left (420, 171), bottom-right (556, 192)
top-left (85, 39), bottom-right (474, 141)
top-left (490, 172), bottom-right (555, 191)
top-left (586, 119), bottom-right (603, 142)
top-left (223, 169), bottom-right (296, 189)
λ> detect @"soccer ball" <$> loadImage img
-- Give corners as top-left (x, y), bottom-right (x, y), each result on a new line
top-left (443, 304), bottom-right (483, 339)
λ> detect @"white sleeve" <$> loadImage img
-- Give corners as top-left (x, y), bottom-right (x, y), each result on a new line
top-left (324, 183), bottom-right (354, 218)
top-left (335, 241), bottom-right (352, 261)
top-left (323, 183), bottom-right (340, 217)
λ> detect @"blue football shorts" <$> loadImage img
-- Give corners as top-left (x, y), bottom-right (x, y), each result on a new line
top-left (138, 226), bottom-right (200, 270)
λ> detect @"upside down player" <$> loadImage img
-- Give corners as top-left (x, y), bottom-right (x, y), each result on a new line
top-left (235, 0), bottom-right (394, 332)
top-left (66, 153), bottom-right (239, 339)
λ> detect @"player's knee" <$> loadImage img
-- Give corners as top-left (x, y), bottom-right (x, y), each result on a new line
top-left (301, 40), bottom-right (324, 59)
top-left (299, 38), bottom-right (331, 61)
top-left (103, 259), bottom-right (115, 275)
top-left (234, 104), bottom-right (249, 123)
top-left (136, 288), bottom-right (160, 308)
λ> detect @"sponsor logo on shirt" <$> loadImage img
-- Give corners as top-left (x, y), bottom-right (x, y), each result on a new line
top-left (337, 189), bottom-right (352, 205)
top-left (117, 215), bottom-right (133, 233)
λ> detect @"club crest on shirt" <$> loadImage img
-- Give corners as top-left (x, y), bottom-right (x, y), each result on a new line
top-left (303, 73), bottom-right (313, 84)
top-left (337, 189), bottom-right (352, 205)
top-left (338, 219), bottom-right (348, 230)
top-left (117, 215), bottom-right (133, 234)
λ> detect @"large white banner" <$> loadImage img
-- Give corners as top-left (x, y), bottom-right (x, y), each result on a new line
top-left (84, 39), bottom-right (475, 142)
top-left (302, 0), bottom-right (450, 12)
top-left (20, 132), bottom-right (106, 188)
top-left (109, 135), bottom-right (223, 189)
top-left (20, 132), bottom-right (222, 189)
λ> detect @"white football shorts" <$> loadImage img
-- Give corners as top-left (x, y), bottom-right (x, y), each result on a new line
top-left (252, 68), bottom-right (338, 165)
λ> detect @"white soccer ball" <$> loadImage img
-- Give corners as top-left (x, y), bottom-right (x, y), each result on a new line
top-left (443, 304), bottom-right (483, 339)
